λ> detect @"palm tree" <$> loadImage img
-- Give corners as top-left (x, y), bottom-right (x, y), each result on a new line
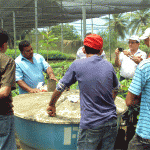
top-left (104, 13), bottom-right (128, 40)
top-left (127, 9), bottom-right (150, 35)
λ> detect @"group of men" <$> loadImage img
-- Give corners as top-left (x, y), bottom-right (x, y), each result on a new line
top-left (1, 27), bottom-right (150, 150)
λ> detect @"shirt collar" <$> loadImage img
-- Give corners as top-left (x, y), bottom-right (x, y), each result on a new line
top-left (20, 53), bottom-right (34, 62)
top-left (129, 49), bottom-right (141, 55)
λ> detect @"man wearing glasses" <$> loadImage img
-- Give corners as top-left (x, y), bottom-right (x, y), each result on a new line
top-left (115, 35), bottom-right (147, 81)
top-left (140, 28), bottom-right (150, 57)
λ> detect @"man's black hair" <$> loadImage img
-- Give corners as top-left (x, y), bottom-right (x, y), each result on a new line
top-left (84, 45), bottom-right (100, 54)
top-left (19, 40), bottom-right (30, 52)
top-left (85, 32), bottom-right (92, 37)
top-left (0, 28), bottom-right (9, 47)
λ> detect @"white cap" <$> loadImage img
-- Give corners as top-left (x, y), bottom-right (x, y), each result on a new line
top-left (140, 28), bottom-right (150, 40)
top-left (129, 35), bottom-right (140, 43)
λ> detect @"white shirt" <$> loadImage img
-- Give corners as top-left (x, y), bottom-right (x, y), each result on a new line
top-left (76, 46), bottom-right (107, 60)
top-left (119, 49), bottom-right (147, 78)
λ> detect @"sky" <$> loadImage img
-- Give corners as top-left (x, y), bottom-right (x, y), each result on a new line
top-left (69, 16), bottom-right (108, 36)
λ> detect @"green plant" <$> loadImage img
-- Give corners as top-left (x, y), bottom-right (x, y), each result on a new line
top-left (12, 84), bottom-right (19, 97)
top-left (39, 31), bottom-right (58, 62)
top-left (5, 48), bottom-right (76, 60)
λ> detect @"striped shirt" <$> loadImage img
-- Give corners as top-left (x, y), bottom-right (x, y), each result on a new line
top-left (128, 58), bottom-right (150, 139)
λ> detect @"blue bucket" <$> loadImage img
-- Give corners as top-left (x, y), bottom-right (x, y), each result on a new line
top-left (15, 116), bottom-right (79, 150)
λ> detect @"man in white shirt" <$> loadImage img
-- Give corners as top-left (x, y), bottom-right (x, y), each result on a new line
top-left (140, 27), bottom-right (150, 57)
top-left (76, 46), bottom-right (107, 60)
top-left (76, 33), bottom-right (107, 60)
top-left (115, 35), bottom-right (147, 81)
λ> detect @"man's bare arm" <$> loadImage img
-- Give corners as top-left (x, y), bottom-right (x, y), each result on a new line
top-left (125, 91), bottom-right (137, 106)
top-left (46, 67), bottom-right (58, 82)
top-left (115, 48), bottom-right (121, 67)
top-left (17, 80), bottom-right (40, 93)
top-left (0, 86), bottom-right (11, 98)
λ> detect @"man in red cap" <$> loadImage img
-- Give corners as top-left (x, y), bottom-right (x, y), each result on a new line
top-left (47, 34), bottom-right (119, 150)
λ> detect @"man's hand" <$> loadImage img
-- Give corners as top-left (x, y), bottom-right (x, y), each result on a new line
top-left (47, 105), bottom-right (56, 117)
top-left (133, 55), bottom-right (143, 64)
top-left (115, 48), bottom-right (121, 56)
top-left (49, 74), bottom-right (59, 82)
top-left (28, 88), bottom-right (41, 93)
top-left (123, 50), bottom-right (131, 56)
top-left (115, 48), bottom-right (121, 67)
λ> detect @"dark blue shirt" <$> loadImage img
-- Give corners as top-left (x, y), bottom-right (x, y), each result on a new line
top-left (57, 55), bottom-right (119, 129)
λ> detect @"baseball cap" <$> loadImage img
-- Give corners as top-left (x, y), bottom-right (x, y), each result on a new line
top-left (129, 35), bottom-right (140, 43)
top-left (140, 28), bottom-right (150, 40)
top-left (84, 34), bottom-right (103, 50)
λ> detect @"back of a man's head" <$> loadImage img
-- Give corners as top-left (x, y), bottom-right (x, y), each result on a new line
top-left (19, 40), bottom-right (30, 52)
top-left (83, 34), bottom-right (103, 54)
top-left (0, 28), bottom-right (9, 48)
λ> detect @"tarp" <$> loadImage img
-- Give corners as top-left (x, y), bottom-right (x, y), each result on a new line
top-left (0, 0), bottom-right (150, 36)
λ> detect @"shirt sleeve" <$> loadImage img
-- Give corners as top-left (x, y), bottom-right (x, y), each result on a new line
top-left (1, 59), bottom-right (16, 90)
top-left (40, 55), bottom-right (50, 72)
top-left (141, 52), bottom-right (147, 60)
top-left (56, 62), bottom-right (77, 92)
top-left (119, 52), bottom-right (124, 63)
top-left (128, 65), bottom-right (145, 96)
top-left (15, 63), bottom-right (24, 81)
top-left (113, 70), bottom-right (120, 90)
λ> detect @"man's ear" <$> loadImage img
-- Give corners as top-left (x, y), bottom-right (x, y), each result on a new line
top-left (82, 47), bottom-right (86, 54)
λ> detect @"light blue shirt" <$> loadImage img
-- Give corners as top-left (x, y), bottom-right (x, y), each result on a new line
top-left (15, 53), bottom-right (50, 94)
top-left (128, 58), bottom-right (150, 139)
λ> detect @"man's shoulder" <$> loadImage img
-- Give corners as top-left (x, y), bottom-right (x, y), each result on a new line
top-left (33, 53), bottom-right (43, 59)
top-left (137, 49), bottom-right (147, 55)
top-left (77, 46), bottom-right (83, 53)
top-left (0, 53), bottom-right (15, 71)
top-left (138, 58), bottom-right (150, 69)
top-left (0, 53), bottom-right (14, 63)
top-left (15, 54), bottom-right (22, 63)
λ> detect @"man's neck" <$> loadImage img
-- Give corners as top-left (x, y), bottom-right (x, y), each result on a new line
top-left (28, 58), bottom-right (33, 63)
top-left (130, 49), bottom-right (138, 55)
top-left (86, 53), bottom-right (100, 58)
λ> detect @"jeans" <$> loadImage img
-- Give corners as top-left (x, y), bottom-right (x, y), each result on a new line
top-left (0, 115), bottom-right (17, 150)
top-left (128, 133), bottom-right (150, 150)
top-left (77, 118), bottom-right (117, 150)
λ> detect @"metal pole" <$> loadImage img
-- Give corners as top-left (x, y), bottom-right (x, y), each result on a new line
top-left (61, 23), bottom-right (64, 53)
top-left (109, 14), bottom-right (111, 61)
top-left (91, 18), bottom-right (93, 34)
top-left (91, 0), bottom-right (93, 34)
top-left (81, 19), bottom-right (82, 45)
top-left (1, 19), bottom-right (3, 28)
top-left (82, 0), bottom-right (86, 40)
top-left (13, 11), bottom-right (16, 58)
top-left (35, 0), bottom-right (38, 53)
top-left (61, 0), bottom-right (63, 53)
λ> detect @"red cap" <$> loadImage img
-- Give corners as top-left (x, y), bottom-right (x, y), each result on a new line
top-left (84, 34), bottom-right (103, 50)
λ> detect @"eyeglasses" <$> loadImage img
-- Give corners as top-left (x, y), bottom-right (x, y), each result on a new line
top-left (128, 41), bottom-right (138, 44)
top-left (144, 39), bottom-right (149, 42)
